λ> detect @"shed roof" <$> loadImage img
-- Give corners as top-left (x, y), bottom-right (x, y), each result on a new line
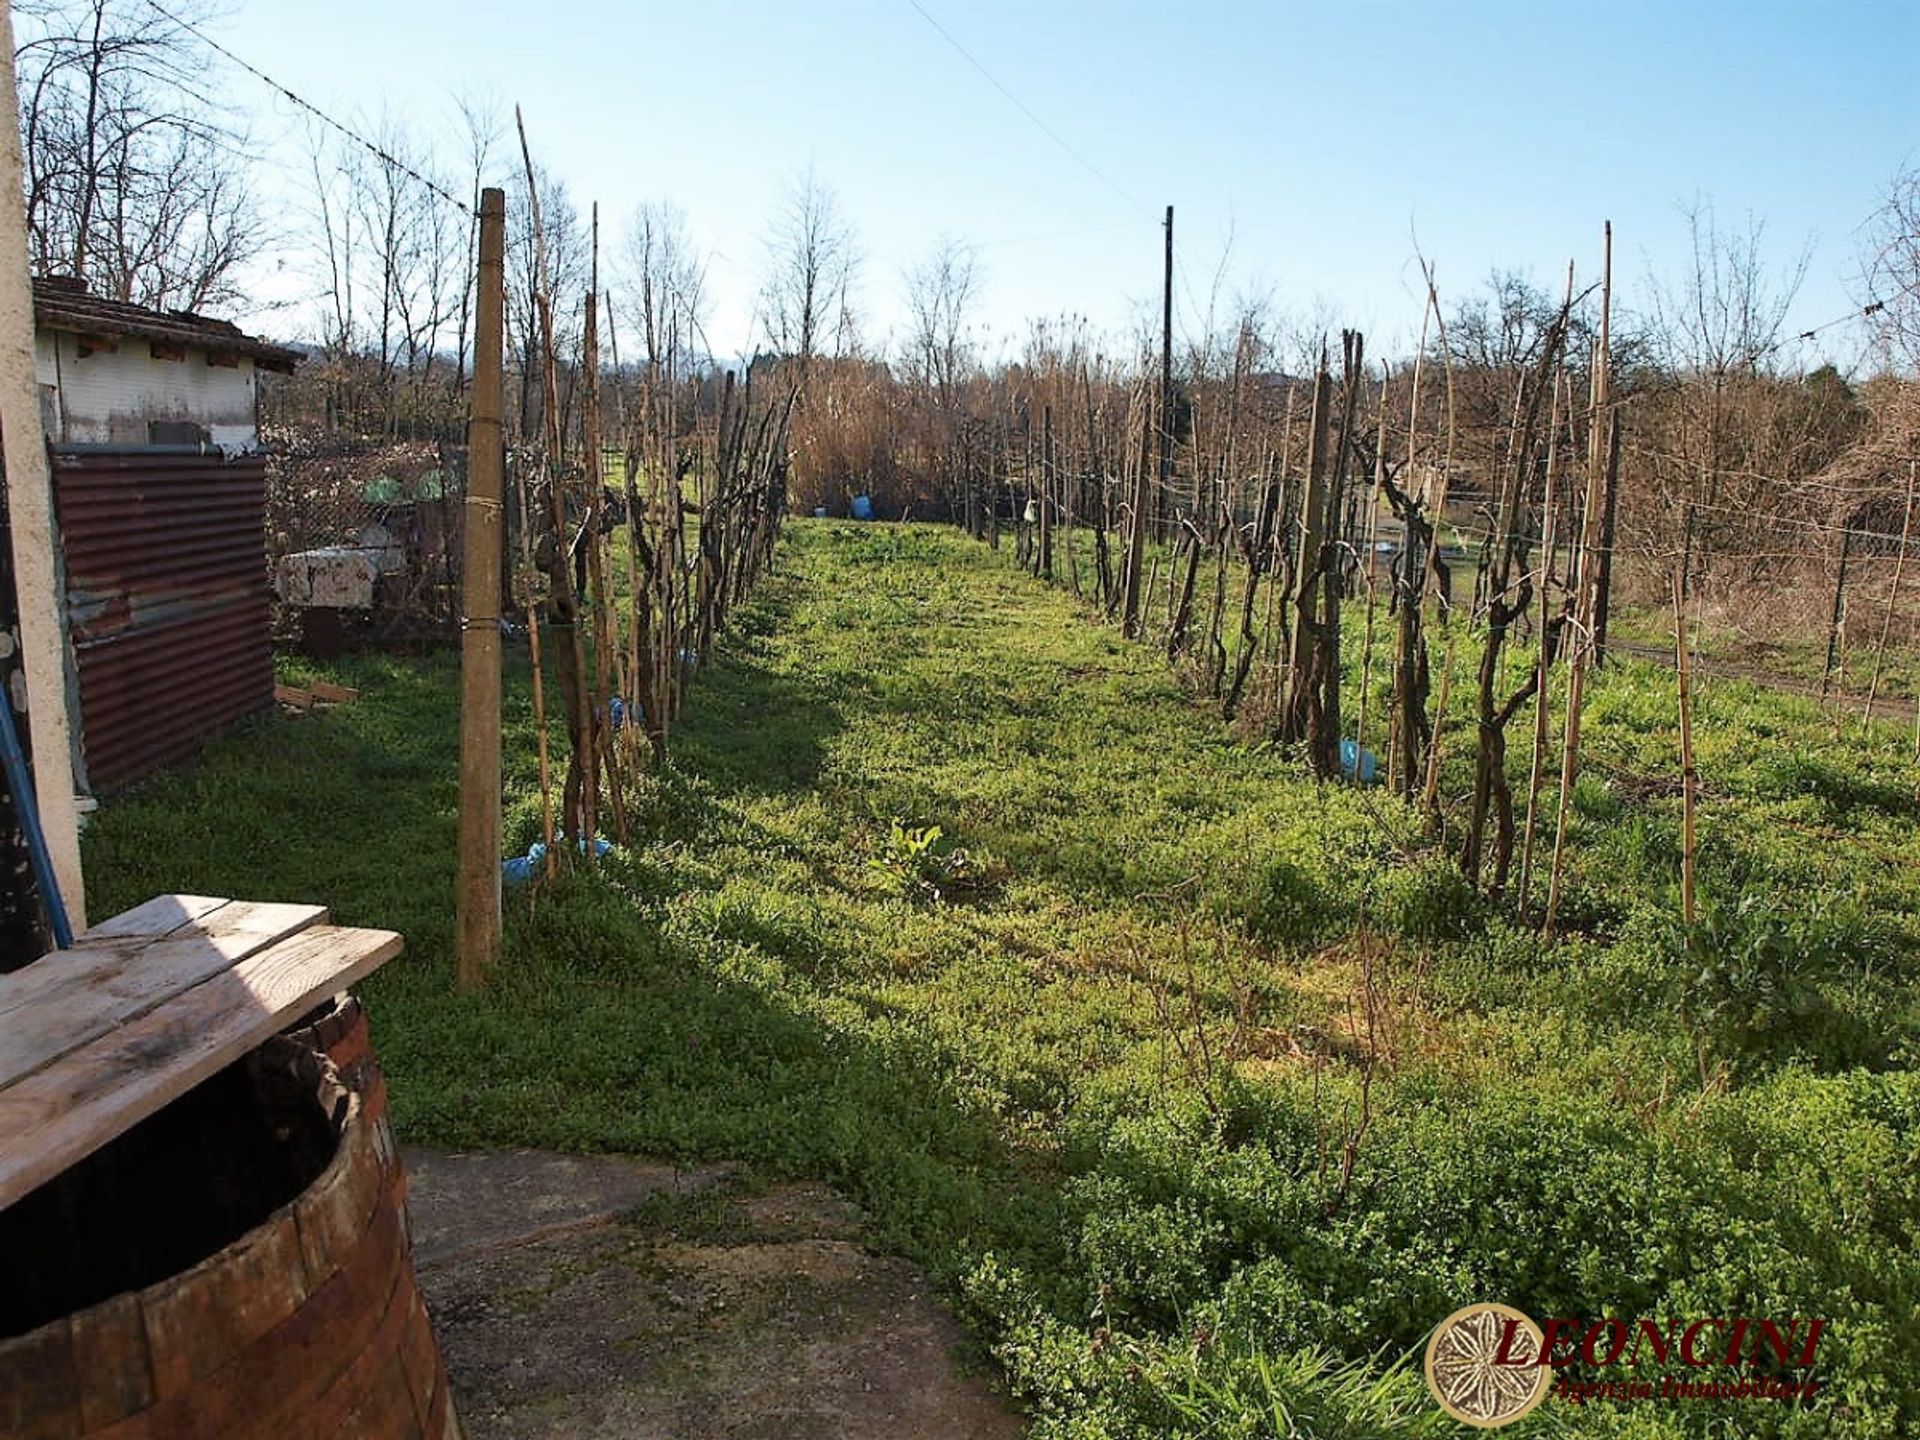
top-left (31, 276), bottom-right (301, 373)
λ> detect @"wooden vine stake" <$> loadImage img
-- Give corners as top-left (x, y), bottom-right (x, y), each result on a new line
top-left (1352, 369), bottom-right (1390, 779)
top-left (1121, 207), bottom-right (1172, 638)
top-left (1414, 258), bottom-right (1459, 824)
top-left (517, 107), bottom-right (596, 870)
top-left (1516, 369), bottom-right (1568, 911)
top-left (1280, 356), bottom-right (1333, 756)
top-left (581, 209), bottom-right (628, 847)
top-left (1672, 565), bottom-right (1698, 927)
top-left (455, 185), bottom-right (507, 990)
top-left (1543, 221), bottom-right (1611, 938)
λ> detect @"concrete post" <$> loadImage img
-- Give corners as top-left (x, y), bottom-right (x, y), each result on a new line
top-left (0, 2), bottom-right (85, 934)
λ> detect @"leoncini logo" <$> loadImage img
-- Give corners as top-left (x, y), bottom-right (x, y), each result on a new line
top-left (1422, 1303), bottom-right (1827, 1427)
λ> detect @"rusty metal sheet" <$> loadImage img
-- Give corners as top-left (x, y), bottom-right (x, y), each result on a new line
top-left (53, 453), bottom-right (273, 792)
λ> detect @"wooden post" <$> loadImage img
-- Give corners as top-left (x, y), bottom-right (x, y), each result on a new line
top-left (1121, 210), bottom-right (1171, 638)
top-left (0, 8), bottom-right (84, 933)
top-left (1590, 411), bottom-right (1622, 665)
top-left (1821, 521), bottom-right (1856, 701)
top-left (1862, 459), bottom-right (1915, 727)
top-left (1517, 370), bottom-right (1568, 910)
top-left (1038, 401), bottom-right (1054, 579)
top-left (1543, 222), bottom-right (1610, 937)
top-left (455, 186), bottom-right (506, 989)
top-left (1352, 372), bottom-right (1389, 773)
top-left (1281, 362), bottom-right (1332, 744)
top-left (1672, 567), bottom-right (1697, 927)
top-left (1317, 332), bottom-right (1364, 777)
top-left (1158, 205), bottom-right (1175, 536)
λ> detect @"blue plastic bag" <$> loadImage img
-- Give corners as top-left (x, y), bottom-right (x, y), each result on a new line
top-left (502, 835), bottom-right (614, 887)
top-left (1340, 738), bottom-right (1381, 786)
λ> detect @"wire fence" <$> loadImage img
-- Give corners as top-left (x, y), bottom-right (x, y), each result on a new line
top-left (262, 427), bottom-right (469, 648)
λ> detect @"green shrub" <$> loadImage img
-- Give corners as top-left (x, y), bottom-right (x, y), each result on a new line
top-left (1677, 890), bottom-right (1894, 1069)
top-left (1240, 854), bottom-right (1339, 949)
top-left (1381, 857), bottom-right (1480, 943)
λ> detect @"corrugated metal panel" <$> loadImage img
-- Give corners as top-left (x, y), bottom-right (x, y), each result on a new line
top-left (53, 453), bottom-right (272, 792)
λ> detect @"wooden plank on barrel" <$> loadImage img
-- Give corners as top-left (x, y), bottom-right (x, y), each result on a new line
top-left (72, 894), bottom-right (230, 945)
top-left (0, 900), bottom-right (330, 1086)
top-left (0, 902), bottom-right (322, 1029)
top-left (0, 900), bottom-right (326, 1021)
top-left (0, 924), bottom-right (403, 1210)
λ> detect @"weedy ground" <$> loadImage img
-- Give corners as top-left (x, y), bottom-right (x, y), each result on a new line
top-left (87, 520), bottom-right (1920, 1439)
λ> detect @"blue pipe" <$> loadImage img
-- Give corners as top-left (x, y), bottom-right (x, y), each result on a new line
top-left (0, 691), bottom-right (75, 949)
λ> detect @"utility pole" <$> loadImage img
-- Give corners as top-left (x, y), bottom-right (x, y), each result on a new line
top-left (455, 186), bottom-right (507, 989)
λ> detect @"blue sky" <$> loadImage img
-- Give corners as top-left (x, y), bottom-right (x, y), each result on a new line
top-left (220, 0), bottom-right (1917, 366)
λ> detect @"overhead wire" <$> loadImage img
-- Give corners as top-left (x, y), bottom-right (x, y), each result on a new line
top-left (143, 0), bottom-right (474, 217)
top-left (900, 0), bottom-right (1147, 223)
top-left (899, 0), bottom-right (1218, 351)
top-left (1762, 299), bottom-right (1888, 357)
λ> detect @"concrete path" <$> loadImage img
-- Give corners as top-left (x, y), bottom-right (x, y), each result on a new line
top-left (403, 1148), bottom-right (1026, 1440)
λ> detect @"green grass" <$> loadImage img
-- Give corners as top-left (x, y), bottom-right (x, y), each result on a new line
top-left (85, 520), bottom-right (1920, 1438)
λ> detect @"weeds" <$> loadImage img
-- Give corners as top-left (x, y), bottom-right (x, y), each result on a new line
top-left (83, 522), bottom-right (1920, 1439)
top-left (866, 818), bottom-right (981, 904)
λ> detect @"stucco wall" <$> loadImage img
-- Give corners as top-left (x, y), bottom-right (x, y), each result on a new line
top-left (33, 330), bottom-right (259, 450)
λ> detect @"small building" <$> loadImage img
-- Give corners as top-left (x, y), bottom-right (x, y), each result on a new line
top-left (30, 278), bottom-right (300, 794)
top-left (32, 276), bottom-right (297, 450)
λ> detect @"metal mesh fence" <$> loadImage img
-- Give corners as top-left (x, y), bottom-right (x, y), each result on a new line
top-left (262, 426), bottom-right (467, 647)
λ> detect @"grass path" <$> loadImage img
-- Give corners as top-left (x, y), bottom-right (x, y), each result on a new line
top-left (85, 521), bottom-right (1920, 1438)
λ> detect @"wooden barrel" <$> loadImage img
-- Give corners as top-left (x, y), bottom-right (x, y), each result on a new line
top-left (0, 1070), bottom-right (458, 1439)
top-left (284, 993), bottom-right (388, 1128)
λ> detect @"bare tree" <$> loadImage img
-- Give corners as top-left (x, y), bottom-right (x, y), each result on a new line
top-left (759, 168), bottom-right (859, 372)
top-left (1658, 202), bottom-right (1807, 381)
top-left (1860, 163), bottom-right (1920, 374)
top-left (15, 0), bottom-right (261, 310)
top-left (902, 236), bottom-right (980, 520)
top-left (298, 112), bottom-right (471, 434)
top-left (903, 235), bottom-right (979, 403)
top-left (451, 92), bottom-right (503, 392)
top-left (622, 200), bottom-right (708, 385)
top-left (506, 162), bottom-right (587, 439)
top-left (1646, 200), bottom-right (1808, 592)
